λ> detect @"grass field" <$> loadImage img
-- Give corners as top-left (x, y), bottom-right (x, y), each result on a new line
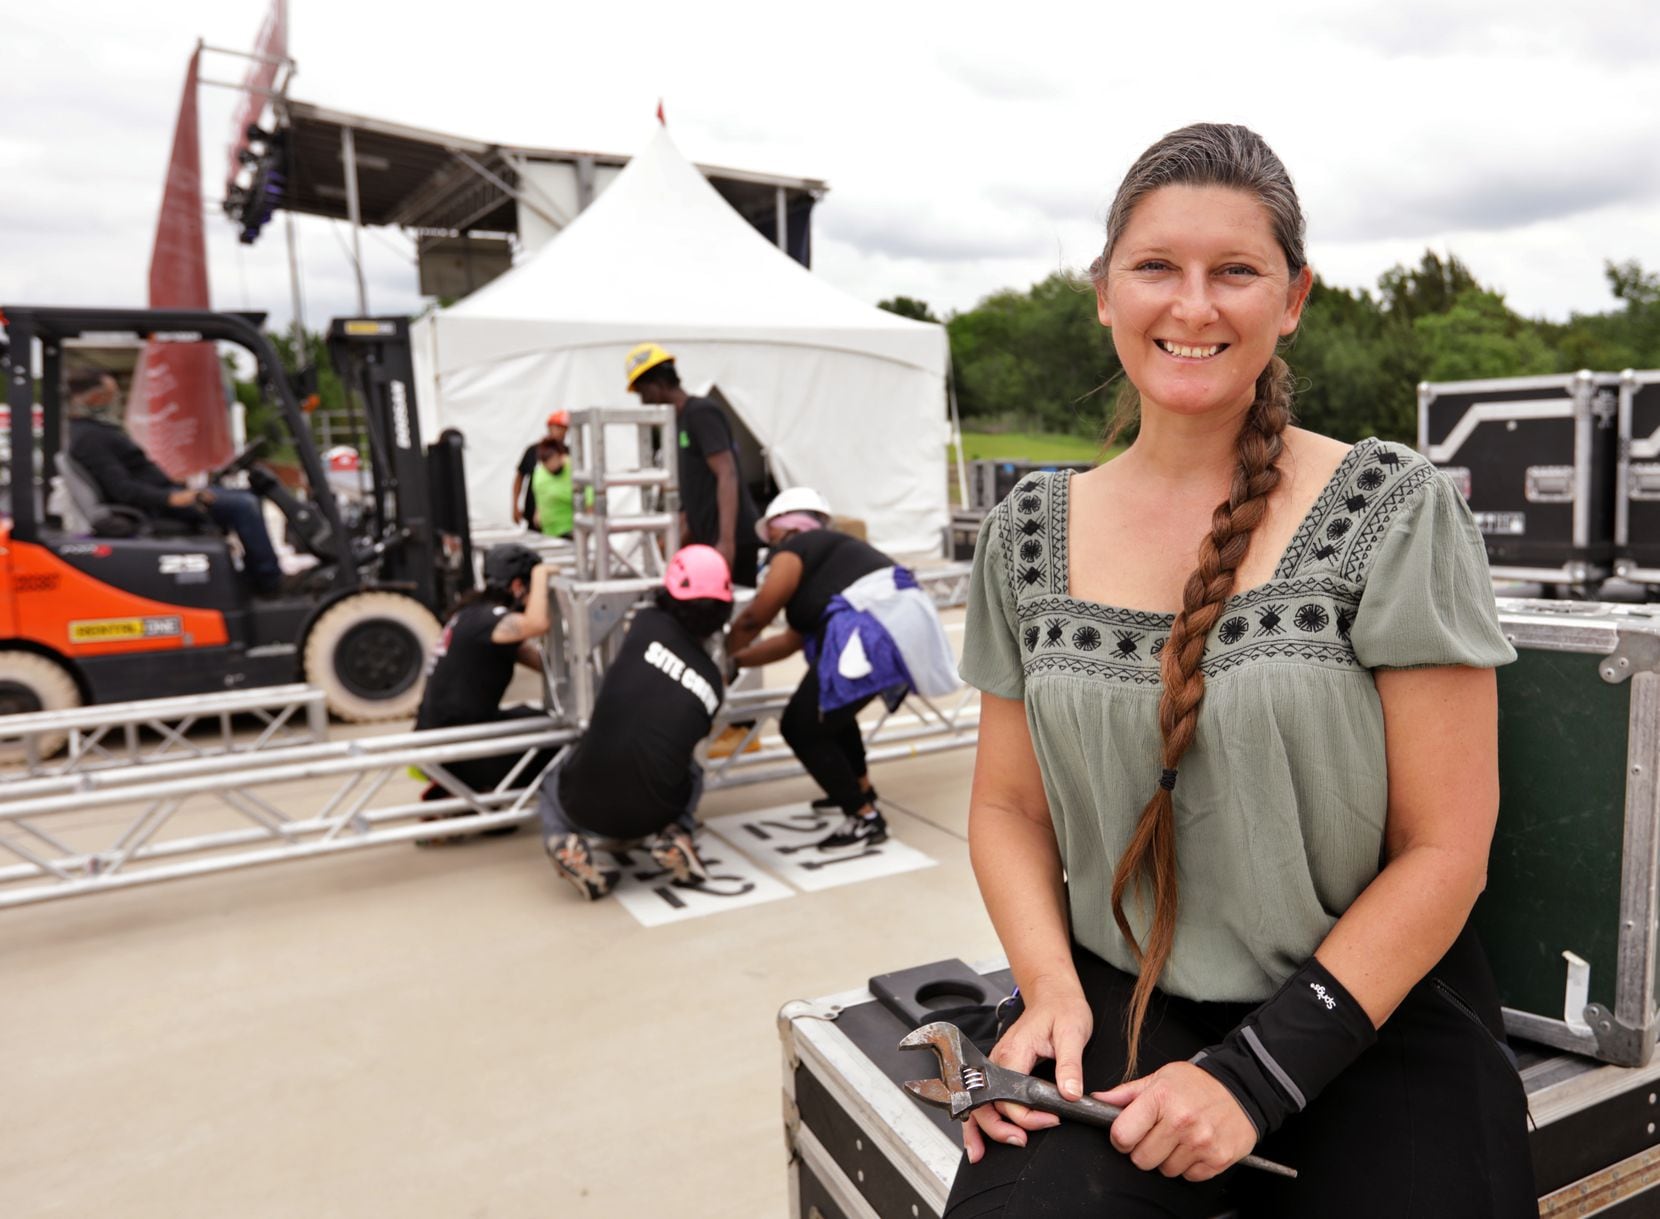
top-left (955, 429), bottom-right (1111, 463)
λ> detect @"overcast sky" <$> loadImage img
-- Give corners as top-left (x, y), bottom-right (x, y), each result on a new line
top-left (2, 0), bottom-right (1656, 336)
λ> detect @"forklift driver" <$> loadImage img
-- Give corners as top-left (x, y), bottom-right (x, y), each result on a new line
top-left (65, 368), bottom-right (284, 595)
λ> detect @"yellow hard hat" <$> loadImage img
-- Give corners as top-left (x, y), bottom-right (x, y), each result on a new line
top-left (624, 342), bottom-right (675, 389)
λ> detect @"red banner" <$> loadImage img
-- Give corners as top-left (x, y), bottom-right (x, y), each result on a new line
top-left (127, 47), bottom-right (232, 479)
top-left (225, 0), bottom-right (288, 195)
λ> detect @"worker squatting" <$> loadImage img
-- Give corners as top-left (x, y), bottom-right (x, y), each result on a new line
top-left (643, 639), bottom-right (721, 716)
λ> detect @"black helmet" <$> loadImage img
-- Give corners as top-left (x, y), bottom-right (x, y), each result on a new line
top-left (483, 544), bottom-right (540, 591)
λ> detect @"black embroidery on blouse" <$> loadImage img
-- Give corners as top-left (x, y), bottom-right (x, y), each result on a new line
top-left (1294, 604), bottom-right (1330, 633)
top-left (995, 448), bottom-right (1440, 686)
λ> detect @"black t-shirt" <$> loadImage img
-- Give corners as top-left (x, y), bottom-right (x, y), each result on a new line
top-left (678, 397), bottom-right (759, 549)
top-left (559, 606), bottom-right (723, 839)
top-left (773, 530), bottom-right (892, 635)
top-left (517, 443), bottom-right (540, 520)
top-left (415, 600), bottom-right (521, 729)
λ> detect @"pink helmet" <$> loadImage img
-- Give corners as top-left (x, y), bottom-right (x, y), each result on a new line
top-left (664, 544), bottom-right (732, 603)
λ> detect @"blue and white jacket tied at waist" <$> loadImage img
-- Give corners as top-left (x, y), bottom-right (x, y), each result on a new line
top-left (804, 566), bottom-right (959, 713)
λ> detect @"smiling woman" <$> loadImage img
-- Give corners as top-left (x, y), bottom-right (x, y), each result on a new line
top-left (948, 124), bottom-right (1536, 1218)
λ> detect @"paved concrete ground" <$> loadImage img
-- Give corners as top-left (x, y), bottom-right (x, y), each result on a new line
top-left (1, 680), bottom-right (994, 1217)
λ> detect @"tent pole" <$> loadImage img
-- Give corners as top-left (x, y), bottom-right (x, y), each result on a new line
top-left (341, 125), bottom-right (369, 313)
top-left (775, 186), bottom-right (787, 252)
top-left (947, 363), bottom-right (969, 509)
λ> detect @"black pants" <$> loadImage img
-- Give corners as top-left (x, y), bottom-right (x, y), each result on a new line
top-left (945, 932), bottom-right (1535, 1219)
top-left (438, 705), bottom-right (558, 794)
top-left (779, 668), bottom-right (873, 815)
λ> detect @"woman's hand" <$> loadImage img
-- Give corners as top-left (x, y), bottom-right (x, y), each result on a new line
top-left (961, 986), bottom-right (1093, 1164)
top-left (1093, 1062), bottom-right (1257, 1181)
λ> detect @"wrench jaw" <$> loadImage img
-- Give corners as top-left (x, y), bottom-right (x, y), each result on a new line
top-left (900, 1021), bottom-right (991, 1119)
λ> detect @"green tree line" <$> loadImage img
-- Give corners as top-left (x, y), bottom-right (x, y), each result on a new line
top-left (883, 254), bottom-right (1660, 444)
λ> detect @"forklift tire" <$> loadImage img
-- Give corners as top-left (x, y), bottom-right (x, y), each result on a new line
top-left (0, 652), bottom-right (82, 762)
top-left (303, 592), bottom-right (441, 723)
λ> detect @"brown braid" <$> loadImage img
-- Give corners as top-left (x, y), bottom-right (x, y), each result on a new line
top-left (1109, 356), bottom-right (1295, 1076)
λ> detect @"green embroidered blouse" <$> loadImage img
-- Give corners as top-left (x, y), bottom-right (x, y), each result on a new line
top-left (960, 439), bottom-right (1515, 1002)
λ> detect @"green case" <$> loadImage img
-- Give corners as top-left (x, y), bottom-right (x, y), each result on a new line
top-left (1475, 599), bottom-right (1660, 1065)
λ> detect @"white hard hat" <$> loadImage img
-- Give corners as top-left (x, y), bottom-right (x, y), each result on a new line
top-left (757, 487), bottom-right (833, 540)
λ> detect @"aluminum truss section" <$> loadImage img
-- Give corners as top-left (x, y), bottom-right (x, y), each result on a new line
top-left (0, 684), bottom-right (329, 777)
top-left (0, 719), bottom-right (574, 908)
top-left (567, 405), bottom-right (680, 580)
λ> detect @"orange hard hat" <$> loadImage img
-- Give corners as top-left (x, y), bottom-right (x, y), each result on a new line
top-left (547, 410), bottom-right (570, 428)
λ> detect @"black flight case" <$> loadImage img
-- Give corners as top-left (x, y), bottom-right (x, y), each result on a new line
top-left (781, 956), bottom-right (1660, 1218)
top-left (1419, 371), bottom-right (1621, 588)
top-left (1615, 369), bottom-right (1660, 589)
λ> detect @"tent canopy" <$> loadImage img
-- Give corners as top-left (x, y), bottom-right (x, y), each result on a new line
top-left (412, 127), bottom-right (950, 556)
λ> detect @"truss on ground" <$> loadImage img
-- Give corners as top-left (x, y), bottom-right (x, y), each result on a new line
top-left (0, 719), bottom-right (572, 908)
top-left (0, 684), bottom-right (328, 776)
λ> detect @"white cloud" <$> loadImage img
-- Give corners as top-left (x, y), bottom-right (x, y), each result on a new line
top-left (1, 0), bottom-right (1657, 334)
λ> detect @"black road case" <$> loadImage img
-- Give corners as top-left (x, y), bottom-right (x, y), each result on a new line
top-left (1481, 600), bottom-right (1660, 1066)
top-left (1419, 371), bottom-right (1621, 586)
top-left (1616, 369), bottom-right (1660, 587)
top-left (781, 958), bottom-right (1660, 1218)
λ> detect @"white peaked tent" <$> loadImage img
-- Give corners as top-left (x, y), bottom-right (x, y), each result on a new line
top-left (409, 127), bottom-right (951, 556)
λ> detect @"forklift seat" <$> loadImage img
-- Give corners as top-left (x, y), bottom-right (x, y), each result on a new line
top-left (54, 452), bottom-right (197, 540)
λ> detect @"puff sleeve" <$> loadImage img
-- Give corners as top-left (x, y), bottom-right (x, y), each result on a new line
top-left (1348, 471), bottom-right (1516, 671)
top-left (959, 505), bottom-right (1027, 698)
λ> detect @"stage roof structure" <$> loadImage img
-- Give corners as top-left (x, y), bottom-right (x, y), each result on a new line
top-left (227, 99), bottom-right (827, 302)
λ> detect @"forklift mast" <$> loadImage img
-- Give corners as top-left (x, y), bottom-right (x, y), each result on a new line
top-left (326, 318), bottom-right (473, 617)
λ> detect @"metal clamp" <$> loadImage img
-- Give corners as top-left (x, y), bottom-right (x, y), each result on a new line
top-left (1583, 1003), bottom-right (1660, 1066)
top-left (1599, 631), bottom-right (1660, 684)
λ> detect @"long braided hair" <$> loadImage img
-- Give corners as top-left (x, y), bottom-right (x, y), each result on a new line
top-left (1089, 124), bottom-right (1308, 1076)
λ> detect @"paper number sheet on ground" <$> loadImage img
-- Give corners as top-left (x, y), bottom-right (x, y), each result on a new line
top-left (714, 804), bottom-right (936, 893)
top-left (606, 837), bottom-right (794, 928)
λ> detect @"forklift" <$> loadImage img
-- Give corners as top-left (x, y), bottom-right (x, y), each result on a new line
top-left (0, 307), bottom-right (476, 736)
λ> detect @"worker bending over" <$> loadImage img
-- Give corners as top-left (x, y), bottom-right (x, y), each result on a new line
top-left (726, 489), bottom-right (958, 850)
top-left (538, 545), bottom-right (733, 900)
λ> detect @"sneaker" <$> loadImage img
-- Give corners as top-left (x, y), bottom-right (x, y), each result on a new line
top-left (648, 825), bottom-right (709, 885)
top-left (817, 809), bottom-right (888, 851)
top-left (812, 787), bottom-right (876, 812)
top-left (545, 833), bottom-right (619, 900)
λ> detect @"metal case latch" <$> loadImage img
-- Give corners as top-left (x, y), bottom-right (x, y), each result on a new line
top-left (1525, 465), bottom-right (1576, 503)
